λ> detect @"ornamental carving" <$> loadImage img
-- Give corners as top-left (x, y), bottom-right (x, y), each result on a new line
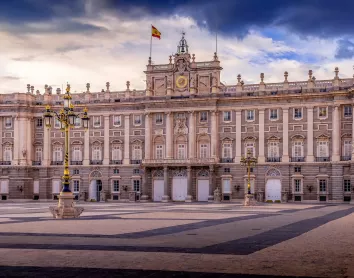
top-left (174, 117), bottom-right (188, 135)
top-left (199, 128), bottom-right (208, 134)
top-left (152, 169), bottom-right (164, 178)
top-left (266, 168), bottom-right (281, 177)
top-left (197, 169), bottom-right (210, 177)
top-left (154, 129), bottom-right (163, 135)
top-left (172, 169), bottom-right (187, 177)
top-left (176, 59), bottom-right (187, 74)
top-left (89, 170), bottom-right (102, 178)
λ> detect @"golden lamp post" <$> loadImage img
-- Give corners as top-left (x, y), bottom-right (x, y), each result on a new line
top-left (44, 84), bottom-right (89, 218)
top-left (240, 150), bottom-right (257, 205)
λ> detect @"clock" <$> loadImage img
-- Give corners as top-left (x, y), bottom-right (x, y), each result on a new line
top-left (176, 75), bottom-right (188, 88)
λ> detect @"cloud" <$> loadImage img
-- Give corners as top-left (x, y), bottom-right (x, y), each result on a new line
top-left (0, 76), bottom-right (21, 81)
top-left (335, 39), bottom-right (354, 59)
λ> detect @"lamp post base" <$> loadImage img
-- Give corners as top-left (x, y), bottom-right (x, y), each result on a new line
top-left (49, 192), bottom-right (84, 219)
top-left (244, 193), bottom-right (258, 206)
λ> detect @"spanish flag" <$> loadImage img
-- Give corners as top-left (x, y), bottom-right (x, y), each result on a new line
top-left (152, 25), bottom-right (161, 39)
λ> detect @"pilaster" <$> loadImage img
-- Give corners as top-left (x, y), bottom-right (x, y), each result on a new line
top-left (234, 110), bottom-right (242, 164)
top-left (103, 116), bottom-right (110, 165)
top-left (165, 112), bottom-right (173, 159)
top-left (306, 107), bottom-right (314, 162)
top-left (18, 117), bottom-right (28, 166)
top-left (258, 109), bottom-right (265, 163)
top-left (186, 166), bottom-right (192, 202)
top-left (26, 118), bottom-right (33, 164)
top-left (13, 116), bottom-right (19, 165)
top-left (210, 110), bottom-right (218, 159)
top-left (208, 165), bottom-right (215, 201)
top-left (0, 117), bottom-right (2, 160)
top-left (43, 122), bottom-right (50, 167)
top-left (123, 115), bottom-right (130, 164)
top-left (188, 111), bottom-right (196, 159)
top-left (83, 127), bottom-right (90, 166)
top-left (162, 166), bottom-right (170, 201)
top-left (144, 113), bottom-right (151, 159)
top-left (352, 106), bottom-right (354, 161)
top-left (282, 108), bottom-right (289, 162)
top-left (332, 105), bottom-right (340, 161)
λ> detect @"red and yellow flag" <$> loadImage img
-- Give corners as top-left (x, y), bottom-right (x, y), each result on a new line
top-left (152, 25), bottom-right (161, 39)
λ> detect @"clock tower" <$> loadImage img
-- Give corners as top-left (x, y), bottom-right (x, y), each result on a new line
top-left (144, 32), bottom-right (222, 96)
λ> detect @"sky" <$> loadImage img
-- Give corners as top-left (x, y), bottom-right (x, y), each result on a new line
top-left (0, 0), bottom-right (354, 94)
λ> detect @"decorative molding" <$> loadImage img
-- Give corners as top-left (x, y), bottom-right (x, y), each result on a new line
top-left (197, 169), bottom-right (209, 177)
top-left (266, 168), bottom-right (281, 177)
top-left (172, 169), bottom-right (187, 177)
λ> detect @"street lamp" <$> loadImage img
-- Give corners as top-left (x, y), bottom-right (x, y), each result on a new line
top-left (240, 150), bottom-right (257, 195)
top-left (45, 84), bottom-right (89, 218)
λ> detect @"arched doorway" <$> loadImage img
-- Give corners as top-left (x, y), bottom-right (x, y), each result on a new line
top-left (89, 170), bottom-right (103, 202)
top-left (265, 168), bottom-right (282, 202)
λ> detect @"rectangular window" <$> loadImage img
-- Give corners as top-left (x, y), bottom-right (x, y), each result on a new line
top-left (223, 143), bottom-right (232, 158)
top-left (155, 113), bottom-right (163, 124)
top-left (73, 169), bottom-right (79, 175)
top-left (268, 142), bottom-right (279, 158)
top-left (318, 107), bottom-right (327, 118)
top-left (343, 140), bottom-right (352, 157)
top-left (36, 118), bottom-right (43, 128)
top-left (92, 146), bottom-right (101, 160)
top-left (319, 180), bottom-right (327, 192)
top-left (293, 141), bottom-right (303, 157)
top-left (93, 116), bottom-right (101, 127)
top-left (317, 141), bottom-right (329, 157)
top-left (177, 144), bottom-right (186, 159)
top-left (246, 110), bottom-right (254, 121)
top-left (200, 144), bottom-right (208, 158)
top-left (224, 168), bottom-right (230, 173)
top-left (4, 117), bottom-right (12, 128)
top-left (156, 145), bottom-right (163, 159)
top-left (294, 179), bottom-right (301, 192)
top-left (344, 180), bottom-right (351, 192)
top-left (222, 179), bottom-right (231, 193)
top-left (344, 106), bottom-right (352, 117)
top-left (294, 166), bottom-right (301, 173)
top-left (133, 180), bottom-right (140, 192)
top-left (113, 168), bottom-right (119, 174)
top-left (72, 146), bottom-right (82, 161)
top-left (3, 146), bottom-right (12, 161)
top-left (133, 169), bottom-right (140, 174)
top-left (53, 146), bottom-right (62, 161)
top-left (54, 118), bottom-right (61, 129)
top-left (134, 115), bottom-right (141, 125)
top-left (200, 111), bottom-right (208, 122)
top-left (269, 109), bottom-right (278, 120)
top-left (112, 145), bottom-right (122, 161)
top-left (113, 180), bottom-right (120, 192)
top-left (245, 142), bottom-right (255, 157)
top-left (223, 111), bottom-right (231, 122)
top-left (35, 147), bottom-right (42, 161)
top-left (294, 108), bottom-right (302, 119)
top-left (73, 180), bottom-right (80, 193)
top-left (113, 115), bottom-right (121, 126)
top-left (74, 117), bottom-right (81, 128)
top-left (132, 145), bottom-right (142, 160)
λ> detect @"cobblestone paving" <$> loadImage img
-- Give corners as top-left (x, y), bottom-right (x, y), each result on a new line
top-left (0, 202), bottom-right (353, 277)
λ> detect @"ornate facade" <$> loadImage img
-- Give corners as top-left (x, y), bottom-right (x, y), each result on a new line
top-left (1, 34), bottom-right (354, 203)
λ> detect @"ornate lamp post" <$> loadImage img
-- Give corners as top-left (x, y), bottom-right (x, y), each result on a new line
top-left (44, 84), bottom-right (89, 218)
top-left (240, 150), bottom-right (258, 206)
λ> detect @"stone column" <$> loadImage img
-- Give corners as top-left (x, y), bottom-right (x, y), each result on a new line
top-left (43, 120), bottom-right (50, 167)
top-left (234, 110), bottom-right (242, 164)
top-left (282, 108), bottom-right (289, 162)
top-left (123, 115), bottom-right (130, 164)
top-left (186, 166), bottom-right (192, 202)
top-left (306, 107), bottom-right (314, 162)
top-left (165, 112), bottom-right (173, 159)
top-left (208, 165), bottom-right (215, 201)
top-left (258, 109), bottom-right (265, 163)
top-left (83, 127), bottom-right (90, 166)
top-left (162, 166), bottom-right (170, 201)
top-left (13, 116), bottom-right (19, 165)
top-left (188, 111), bottom-right (196, 159)
top-left (144, 113), bottom-right (151, 160)
top-left (210, 110), bottom-right (218, 159)
top-left (352, 106), bottom-right (354, 161)
top-left (332, 105), bottom-right (340, 161)
top-left (26, 118), bottom-right (33, 164)
top-left (0, 117), bottom-right (3, 160)
top-left (103, 116), bottom-right (110, 165)
top-left (141, 167), bottom-right (149, 201)
top-left (18, 117), bottom-right (27, 166)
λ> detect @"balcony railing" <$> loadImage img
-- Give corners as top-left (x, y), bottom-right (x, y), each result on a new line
top-left (341, 156), bottom-right (351, 161)
top-left (131, 160), bottom-right (142, 164)
top-left (51, 161), bottom-right (63, 165)
top-left (0, 161), bottom-right (11, 165)
top-left (90, 160), bottom-right (103, 165)
top-left (290, 157), bottom-right (305, 162)
top-left (142, 158), bottom-right (216, 165)
top-left (315, 157), bottom-right (330, 162)
top-left (220, 158), bottom-right (234, 163)
top-left (32, 161), bottom-right (42, 166)
top-left (110, 160), bottom-right (123, 165)
top-left (266, 157), bottom-right (281, 162)
top-left (70, 161), bottom-right (83, 165)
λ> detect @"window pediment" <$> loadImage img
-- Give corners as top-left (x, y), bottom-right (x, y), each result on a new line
top-left (291, 134), bottom-right (305, 140)
top-left (92, 140), bottom-right (103, 145)
top-left (221, 136), bottom-right (234, 142)
top-left (2, 141), bottom-right (13, 146)
top-left (316, 134), bottom-right (330, 140)
top-left (131, 139), bottom-right (143, 145)
top-left (72, 140), bottom-right (83, 145)
top-left (267, 135), bottom-right (281, 141)
top-left (341, 133), bottom-right (352, 138)
top-left (111, 139), bottom-right (123, 144)
top-left (51, 141), bottom-right (63, 146)
top-left (243, 136), bottom-right (257, 142)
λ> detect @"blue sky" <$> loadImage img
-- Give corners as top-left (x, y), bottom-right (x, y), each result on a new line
top-left (0, 0), bottom-right (353, 93)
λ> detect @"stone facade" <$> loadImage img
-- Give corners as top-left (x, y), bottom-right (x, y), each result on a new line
top-left (0, 35), bottom-right (354, 203)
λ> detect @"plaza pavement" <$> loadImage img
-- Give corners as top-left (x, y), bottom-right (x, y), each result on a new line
top-left (0, 201), bottom-right (353, 277)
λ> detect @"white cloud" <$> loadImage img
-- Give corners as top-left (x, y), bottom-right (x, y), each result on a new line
top-left (0, 13), bottom-right (352, 94)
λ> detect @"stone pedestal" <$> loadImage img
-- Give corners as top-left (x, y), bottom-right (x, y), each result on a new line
top-left (162, 195), bottom-right (170, 202)
top-left (185, 195), bottom-right (192, 202)
top-left (208, 195), bottom-right (214, 202)
top-left (140, 195), bottom-right (149, 202)
top-left (128, 191), bottom-right (136, 202)
top-left (49, 192), bottom-right (84, 219)
top-left (256, 190), bottom-right (264, 202)
top-left (281, 191), bottom-right (288, 203)
top-left (244, 194), bottom-right (257, 206)
top-left (350, 193), bottom-right (354, 204)
top-left (213, 187), bottom-right (222, 203)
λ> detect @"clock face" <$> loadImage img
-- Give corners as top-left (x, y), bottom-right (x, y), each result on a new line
top-left (176, 76), bottom-right (188, 88)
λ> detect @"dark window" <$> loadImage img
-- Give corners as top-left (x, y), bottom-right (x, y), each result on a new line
top-left (73, 169), bottom-right (79, 175)
top-left (344, 180), bottom-right (351, 192)
top-left (113, 169), bottom-right (119, 174)
top-left (294, 166), bottom-right (301, 173)
top-left (133, 169), bottom-right (140, 174)
top-left (224, 168), bottom-right (230, 173)
top-left (133, 180), bottom-right (140, 192)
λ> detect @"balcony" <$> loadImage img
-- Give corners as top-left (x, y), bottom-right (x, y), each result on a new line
top-left (130, 160), bottom-right (142, 164)
top-left (315, 157), bottom-right (330, 162)
top-left (142, 158), bottom-right (216, 166)
top-left (70, 161), bottom-right (83, 165)
top-left (110, 160), bottom-right (123, 165)
top-left (266, 157), bottom-right (281, 162)
top-left (290, 157), bottom-right (305, 162)
top-left (51, 161), bottom-right (63, 165)
top-left (220, 158), bottom-right (234, 163)
top-left (90, 160), bottom-right (103, 165)
top-left (32, 161), bottom-right (42, 166)
top-left (341, 156), bottom-right (351, 161)
top-left (0, 161), bottom-right (11, 165)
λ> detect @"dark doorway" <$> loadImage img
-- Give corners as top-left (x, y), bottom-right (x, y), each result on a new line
top-left (96, 180), bottom-right (102, 202)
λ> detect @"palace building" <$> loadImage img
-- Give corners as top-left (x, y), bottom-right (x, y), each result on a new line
top-left (0, 34), bottom-right (354, 203)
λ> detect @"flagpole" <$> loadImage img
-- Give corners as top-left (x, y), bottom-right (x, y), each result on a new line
top-left (149, 24), bottom-right (152, 60)
top-left (215, 19), bottom-right (218, 54)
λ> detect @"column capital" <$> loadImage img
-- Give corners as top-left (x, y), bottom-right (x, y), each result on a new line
top-left (282, 107), bottom-right (289, 113)
top-left (210, 110), bottom-right (219, 115)
top-left (306, 106), bottom-right (314, 110)
top-left (187, 166), bottom-right (191, 171)
top-left (144, 112), bottom-right (151, 117)
top-left (165, 111), bottom-right (172, 116)
top-left (258, 108), bottom-right (265, 113)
